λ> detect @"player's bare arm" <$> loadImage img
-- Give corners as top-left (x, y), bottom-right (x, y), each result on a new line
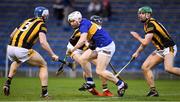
top-left (71, 33), bottom-right (88, 53)
top-left (130, 31), bottom-right (153, 46)
top-left (132, 44), bottom-right (145, 58)
top-left (39, 32), bottom-right (58, 61)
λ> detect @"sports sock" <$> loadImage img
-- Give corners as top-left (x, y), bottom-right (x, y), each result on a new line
top-left (116, 80), bottom-right (124, 90)
top-left (86, 77), bottom-right (94, 85)
top-left (102, 84), bottom-right (108, 91)
top-left (5, 77), bottom-right (12, 85)
top-left (42, 86), bottom-right (48, 95)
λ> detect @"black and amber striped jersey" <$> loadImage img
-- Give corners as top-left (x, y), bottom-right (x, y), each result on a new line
top-left (144, 18), bottom-right (175, 50)
top-left (9, 17), bottom-right (47, 49)
top-left (69, 28), bottom-right (88, 50)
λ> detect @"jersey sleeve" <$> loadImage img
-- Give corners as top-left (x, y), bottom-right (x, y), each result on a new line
top-left (146, 22), bottom-right (155, 34)
top-left (39, 23), bottom-right (47, 34)
top-left (79, 24), bottom-right (89, 34)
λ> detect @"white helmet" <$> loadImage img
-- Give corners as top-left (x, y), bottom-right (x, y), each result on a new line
top-left (68, 11), bottom-right (82, 22)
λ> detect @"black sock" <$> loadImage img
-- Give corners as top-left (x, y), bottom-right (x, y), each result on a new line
top-left (42, 86), bottom-right (48, 95)
top-left (5, 77), bottom-right (12, 85)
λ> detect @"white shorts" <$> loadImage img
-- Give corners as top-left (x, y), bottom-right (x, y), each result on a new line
top-left (7, 45), bottom-right (34, 62)
top-left (95, 41), bottom-right (115, 57)
top-left (155, 45), bottom-right (177, 58)
top-left (67, 42), bottom-right (84, 55)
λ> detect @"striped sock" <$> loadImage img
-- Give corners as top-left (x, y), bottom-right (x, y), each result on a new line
top-left (102, 84), bottom-right (108, 91)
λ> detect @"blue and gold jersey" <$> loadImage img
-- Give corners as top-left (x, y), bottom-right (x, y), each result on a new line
top-left (79, 18), bottom-right (112, 48)
top-left (144, 18), bottom-right (175, 50)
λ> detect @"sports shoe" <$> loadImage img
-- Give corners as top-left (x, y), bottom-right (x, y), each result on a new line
top-left (40, 92), bottom-right (51, 99)
top-left (146, 89), bottom-right (159, 97)
top-left (117, 84), bottom-right (127, 97)
top-left (40, 92), bottom-right (48, 97)
top-left (103, 89), bottom-right (114, 96)
top-left (78, 83), bottom-right (95, 91)
top-left (88, 88), bottom-right (102, 96)
top-left (3, 84), bottom-right (10, 96)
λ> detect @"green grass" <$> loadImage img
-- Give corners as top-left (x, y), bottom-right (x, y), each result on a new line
top-left (0, 77), bottom-right (180, 101)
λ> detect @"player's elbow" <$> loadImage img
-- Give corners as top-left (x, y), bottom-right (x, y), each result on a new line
top-left (141, 40), bottom-right (149, 46)
top-left (141, 42), bottom-right (148, 46)
top-left (40, 41), bottom-right (47, 48)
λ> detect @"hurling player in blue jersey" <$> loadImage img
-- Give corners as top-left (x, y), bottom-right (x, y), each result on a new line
top-left (67, 11), bottom-right (127, 97)
top-left (66, 15), bottom-right (114, 96)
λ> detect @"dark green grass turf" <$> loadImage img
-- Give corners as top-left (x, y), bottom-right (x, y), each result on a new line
top-left (0, 77), bottom-right (180, 101)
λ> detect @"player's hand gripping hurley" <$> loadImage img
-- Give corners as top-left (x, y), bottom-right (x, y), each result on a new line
top-left (56, 55), bottom-right (76, 76)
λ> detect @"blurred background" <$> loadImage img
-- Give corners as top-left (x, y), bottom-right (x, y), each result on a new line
top-left (0, 0), bottom-right (180, 79)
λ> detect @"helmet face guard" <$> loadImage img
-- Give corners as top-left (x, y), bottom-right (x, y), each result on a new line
top-left (90, 15), bottom-right (103, 25)
top-left (34, 6), bottom-right (49, 21)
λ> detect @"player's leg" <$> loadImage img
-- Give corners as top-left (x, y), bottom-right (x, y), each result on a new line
top-left (163, 46), bottom-right (180, 75)
top-left (71, 50), bottom-right (101, 96)
top-left (67, 42), bottom-right (97, 93)
top-left (95, 42), bottom-right (126, 97)
top-left (74, 53), bottom-right (93, 78)
top-left (72, 51), bottom-right (95, 89)
top-left (3, 61), bottom-right (21, 96)
top-left (141, 52), bottom-right (163, 96)
top-left (76, 49), bottom-right (102, 95)
top-left (7, 61), bottom-right (21, 78)
top-left (92, 59), bottom-right (113, 96)
top-left (164, 54), bottom-right (180, 75)
top-left (95, 53), bottom-right (117, 83)
top-left (96, 51), bottom-right (126, 96)
top-left (68, 43), bottom-right (93, 78)
top-left (78, 49), bottom-right (95, 85)
top-left (99, 75), bottom-right (114, 96)
top-left (26, 50), bottom-right (49, 98)
top-left (3, 45), bottom-right (23, 96)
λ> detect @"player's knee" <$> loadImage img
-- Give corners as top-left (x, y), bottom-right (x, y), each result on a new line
top-left (39, 60), bottom-right (47, 68)
top-left (79, 58), bottom-right (88, 65)
top-left (80, 54), bottom-right (90, 61)
top-left (96, 67), bottom-right (105, 76)
top-left (79, 58), bottom-right (85, 64)
top-left (96, 68), bottom-right (103, 76)
top-left (141, 63), bottom-right (149, 72)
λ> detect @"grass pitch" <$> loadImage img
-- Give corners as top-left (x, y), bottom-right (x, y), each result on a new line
top-left (0, 77), bottom-right (180, 101)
